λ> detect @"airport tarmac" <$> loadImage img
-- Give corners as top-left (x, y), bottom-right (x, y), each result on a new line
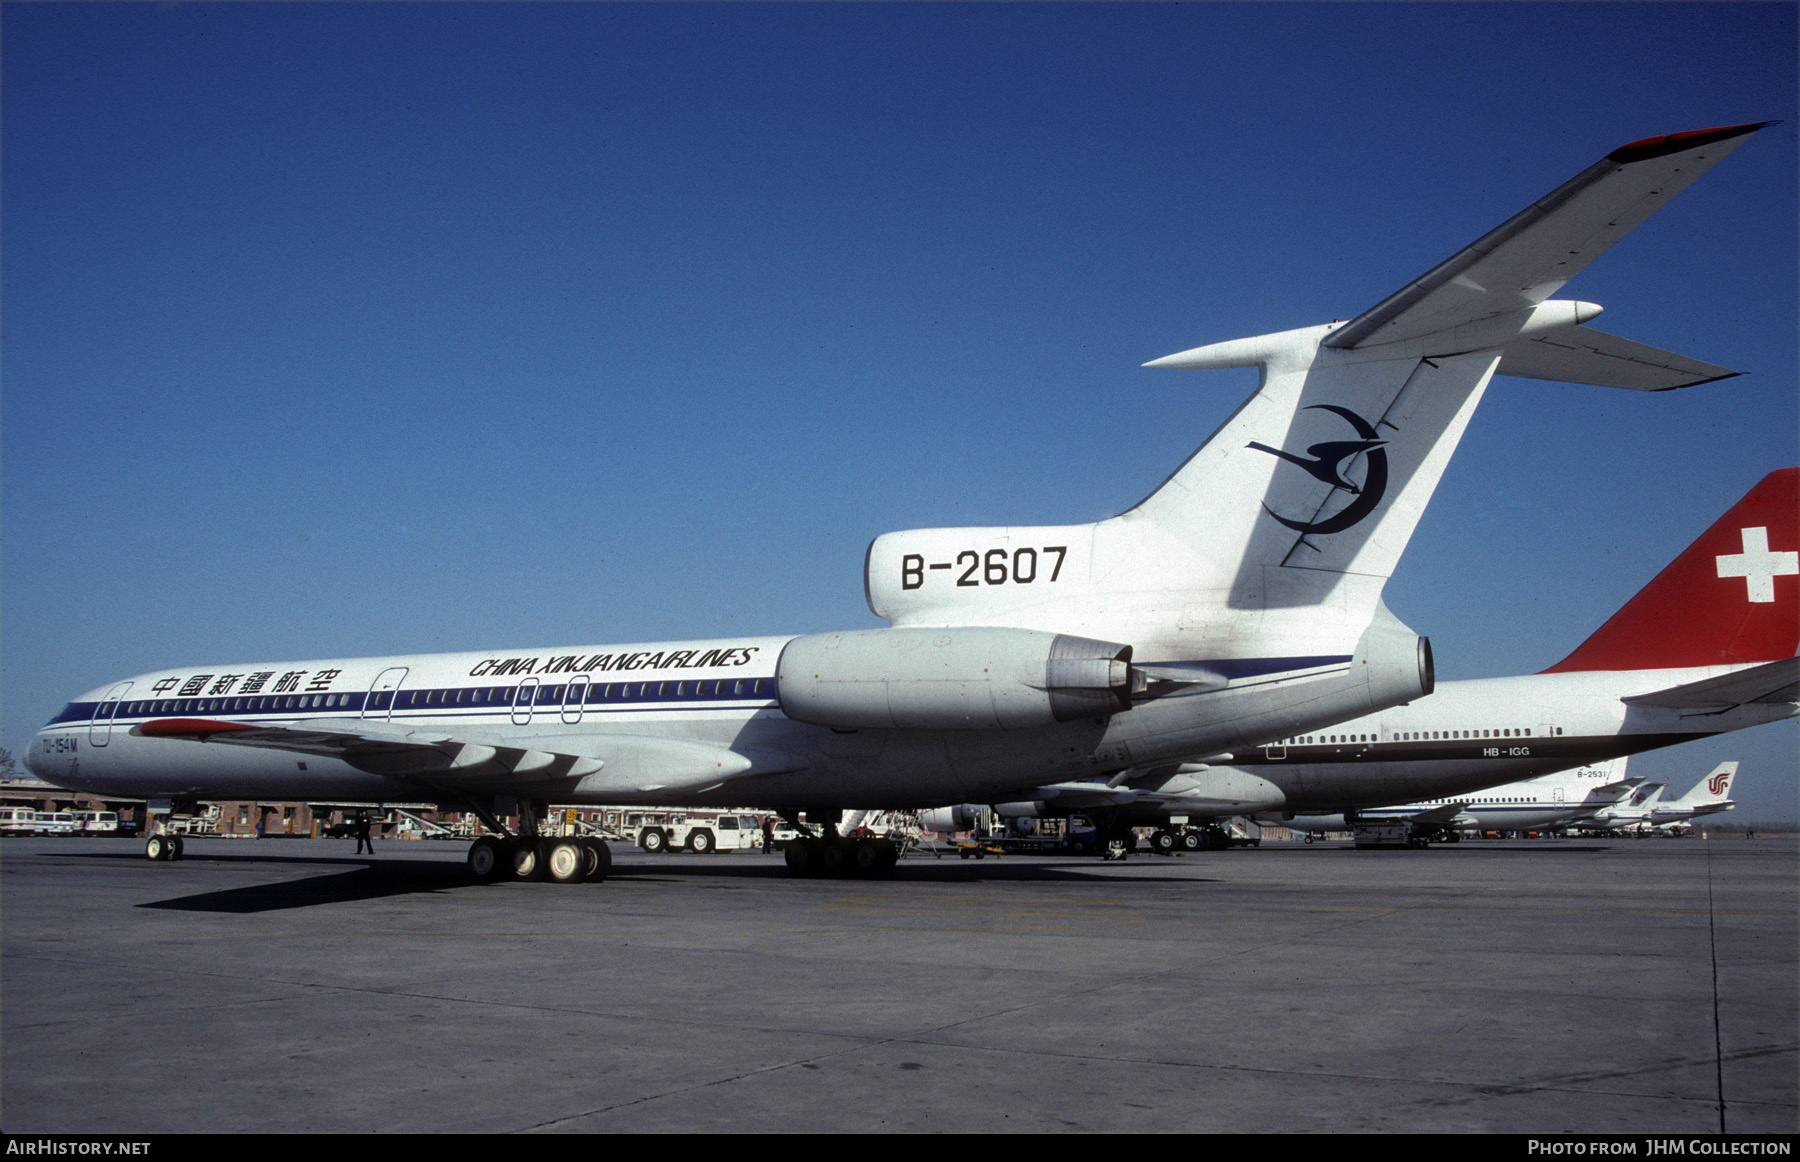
top-left (2, 834), bottom-right (1794, 1134)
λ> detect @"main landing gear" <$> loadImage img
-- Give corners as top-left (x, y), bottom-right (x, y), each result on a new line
top-left (1148, 824), bottom-right (1235, 853)
top-left (461, 795), bottom-right (611, 886)
top-left (466, 834), bottom-right (611, 884)
top-left (144, 833), bottom-right (184, 862)
top-left (779, 810), bottom-right (898, 877)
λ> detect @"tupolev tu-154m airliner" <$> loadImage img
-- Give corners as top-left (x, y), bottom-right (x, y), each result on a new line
top-left (26, 122), bottom-right (1770, 883)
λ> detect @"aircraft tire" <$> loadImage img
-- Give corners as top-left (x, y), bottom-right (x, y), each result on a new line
top-left (1179, 830), bottom-right (1203, 852)
top-left (580, 838), bottom-right (611, 882)
top-left (145, 835), bottom-right (167, 862)
top-left (171, 836), bottom-right (185, 860)
top-left (545, 839), bottom-right (586, 884)
top-left (783, 839), bottom-right (815, 875)
top-left (508, 838), bottom-right (545, 882)
top-left (1152, 830), bottom-right (1176, 854)
top-left (688, 829), bottom-right (714, 855)
top-left (467, 836), bottom-right (504, 881)
top-left (855, 837), bottom-right (899, 873)
top-left (820, 839), bottom-right (848, 874)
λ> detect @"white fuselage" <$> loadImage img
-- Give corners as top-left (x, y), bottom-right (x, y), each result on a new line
top-left (24, 624), bottom-right (1426, 813)
top-left (1284, 765), bottom-right (1634, 834)
top-left (1122, 665), bottom-right (1789, 822)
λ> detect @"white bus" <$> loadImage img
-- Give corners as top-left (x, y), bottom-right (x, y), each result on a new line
top-left (0, 807), bottom-right (39, 836)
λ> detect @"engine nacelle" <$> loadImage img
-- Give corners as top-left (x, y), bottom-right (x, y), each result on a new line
top-left (917, 804), bottom-right (984, 833)
top-left (776, 627), bottom-right (1133, 730)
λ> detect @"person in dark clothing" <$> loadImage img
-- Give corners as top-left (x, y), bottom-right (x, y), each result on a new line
top-left (354, 811), bottom-right (374, 855)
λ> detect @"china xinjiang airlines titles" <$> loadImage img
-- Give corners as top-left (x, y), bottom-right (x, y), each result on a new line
top-left (26, 123), bottom-right (1773, 883)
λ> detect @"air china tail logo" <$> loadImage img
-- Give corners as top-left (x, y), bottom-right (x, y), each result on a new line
top-left (1708, 770), bottom-right (1732, 795)
top-left (1248, 405), bottom-right (1389, 535)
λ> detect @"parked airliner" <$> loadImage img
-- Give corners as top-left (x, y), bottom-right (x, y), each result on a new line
top-left (1574, 780), bottom-right (1671, 836)
top-left (1647, 762), bottom-right (1739, 828)
top-left (1278, 757), bottom-right (1643, 840)
top-left (973, 469), bottom-right (1795, 849)
top-left (25, 124), bottom-right (1771, 882)
top-left (1283, 758), bottom-right (1737, 841)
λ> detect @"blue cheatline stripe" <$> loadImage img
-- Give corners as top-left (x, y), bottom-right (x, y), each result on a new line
top-left (47, 676), bottom-right (781, 727)
top-left (43, 652), bottom-right (1357, 728)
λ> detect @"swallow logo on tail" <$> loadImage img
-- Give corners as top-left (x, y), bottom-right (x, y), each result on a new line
top-left (1248, 405), bottom-right (1389, 535)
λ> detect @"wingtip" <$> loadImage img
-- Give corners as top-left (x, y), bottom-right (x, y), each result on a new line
top-left (1608, 122), bottom-right (1771, 164)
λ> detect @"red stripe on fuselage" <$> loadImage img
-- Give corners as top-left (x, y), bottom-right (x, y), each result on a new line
top-left (136, 718), bottom-right (261, 738)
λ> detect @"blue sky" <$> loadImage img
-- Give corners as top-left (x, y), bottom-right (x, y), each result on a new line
top-left (5, 4), bottom-right (1796, 817)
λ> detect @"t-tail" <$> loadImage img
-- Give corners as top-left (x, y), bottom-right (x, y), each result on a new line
top-left (864, 124), bottom-right (1767, 678)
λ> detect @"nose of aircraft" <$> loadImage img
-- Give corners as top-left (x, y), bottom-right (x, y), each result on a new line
top-left (22, 730), bottom-right (52, 779)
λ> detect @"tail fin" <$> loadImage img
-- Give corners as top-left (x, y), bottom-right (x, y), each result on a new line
top-left (864, 127), bottom-right (1764, 661)
top-left (1543, 469), bottom-right (1798, 672)
top-left (1677, 761), bottom-right (1738, 806)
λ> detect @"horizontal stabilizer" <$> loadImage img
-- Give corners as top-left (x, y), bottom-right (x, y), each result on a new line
top-left (1325, 123), bottom-right (1769, 350)
top-left (1496, 326), bottom-right (1738, 391)
top-left (1622, 656), bottom-right (1799, 712)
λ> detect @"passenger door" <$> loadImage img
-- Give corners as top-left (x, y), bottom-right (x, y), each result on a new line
top-left (87, 682), bottom-right (133, 747)
top-left (363, 668), bottom-right (409, 721)
top-left (512, 677), bottom-right (540, 726)
top-left (561, 675), bottom-right (588, 725)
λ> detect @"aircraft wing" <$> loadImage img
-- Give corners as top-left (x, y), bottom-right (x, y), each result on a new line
top-left (1622, 657), bottom-right (1800, 713)
top-left (134, 717), bottom-right (798, 797)
top-left (1324, 123), bottom-right (1769, 351)
top-left (1026, 781), bottom-right (1146, 810)
top-left (1398, 802), bottom-right (1472, 827)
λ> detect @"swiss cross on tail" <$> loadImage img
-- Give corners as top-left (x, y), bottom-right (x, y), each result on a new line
top-left (1716, 527), bottom-right (1799, 603)
top-left (1544, 468), bottom-right (1800, 672)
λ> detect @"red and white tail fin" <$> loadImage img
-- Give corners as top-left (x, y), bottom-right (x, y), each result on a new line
top-left (1676, 761), bottom-right (1738, 806)
top-left (1544, 468), bottom-right (1798, 672)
